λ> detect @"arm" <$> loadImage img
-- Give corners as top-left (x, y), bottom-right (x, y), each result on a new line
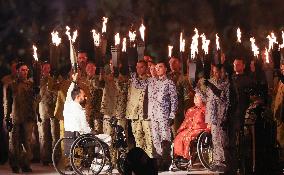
top-left (130, 72), bottom-right (148, 89)
top-left (66, 73), bottom-right (78, 102)
top-left (169, 80), bottom-right (178, 120)
top-left (182, 77), bottom-right (194, 110)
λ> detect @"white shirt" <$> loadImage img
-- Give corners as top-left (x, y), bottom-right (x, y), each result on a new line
top-left (63, 82), bottom-right (91, 134)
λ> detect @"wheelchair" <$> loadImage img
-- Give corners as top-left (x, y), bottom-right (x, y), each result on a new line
top-left (170, 129), bottom-right (214, 171)
top-left (52, 117), bottom-right (128, 175)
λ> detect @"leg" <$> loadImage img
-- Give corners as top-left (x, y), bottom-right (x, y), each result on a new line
top-left (93, 112), bottom-right (103, 134)
top-left (50, 118), bottom-right (60, 151)
top-left (21, 122), bottom-right (34, 170)
top-left (8, 123), bottom-right (21, 171)
top-left (211, 124), bottom-right (226, 168)
top-left (103, 115), bottom-right (115, 166)
top-left (151, 120), bottom-right (162, 157)
top-left (131, 119), bottom-right (145, 150)
top-left (142, 120), bottom-right (154, 158)
top-left (38, 118), bottom-right (52, 164)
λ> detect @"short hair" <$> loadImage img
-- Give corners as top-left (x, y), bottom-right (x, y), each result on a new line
top-left (234, 57), bottom-right (245, 63)
top-left (213, 63), bottom-right (223, 71)
top-left (137, 60), bottom-right (147, 66)
top-left (16, 62), bottom-right (27, 70)
top-left (71, 85), bottom-right (81, 100)
top-left (156, 59), bottom-right (168, 67)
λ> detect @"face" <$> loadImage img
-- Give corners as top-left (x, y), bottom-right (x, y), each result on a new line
top-left (136, 62), bottom-right (147, 76)
top-left (18, 65), bottom-right (29, 79)
top-left (212, 66), bottom-right (221, 80)
top-left (169, 58), bottom-right (180, 72)
top-left (250, 60), bottom-right (256, 72)
top-left (194, 93), bottom-right (204, 107)
top-left (233, 59), bottom-right (245, 74)
top-left (149, 64), bottom-right (157, 77)
top-left (41, 63), bottom-right (51, 76)
top-left (156, 63), bottom-right (167, 77)
top-left (281, 64), bottom-right (284, 75)
top-left (78, 52), bottom-right (88, 67)
top-left (86, 63), bottom-right (96, 77)
top-left (78, 89), bottom-right (87, 106)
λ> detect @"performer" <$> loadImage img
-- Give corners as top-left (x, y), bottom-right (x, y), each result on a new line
top-left (126, 60), bottom-right (153, 157)
top-left (204, 64), bottom-right (230, 172)
top-left (38, 62), bottom-right (58, 165)
top-left (131, 60), bottom-right (178, 170)
top-left (4, 62), bottom-right (39, 173)
top-left (168, 57), bottom-right (194, 137)
top-left (173, 90), bottom-right (208, 160)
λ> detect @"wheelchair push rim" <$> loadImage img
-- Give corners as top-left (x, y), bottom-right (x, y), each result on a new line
top-left (70, 135), bottom-right (106, 175)
top-left (197, 131), bottom-right (214, 169)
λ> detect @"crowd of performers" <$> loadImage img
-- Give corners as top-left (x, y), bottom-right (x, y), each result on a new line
top-left (1, 49), bottom-right (284, 174)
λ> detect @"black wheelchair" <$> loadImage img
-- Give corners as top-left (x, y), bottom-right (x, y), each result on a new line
top-left (170, 129), bottom-right (214, 171)
top-left (52, 117), bottom-right (127, 175)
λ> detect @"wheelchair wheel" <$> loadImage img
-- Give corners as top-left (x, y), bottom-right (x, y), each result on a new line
top-left (52, 137), bottom-right (75, 175)
top-left (70, 135), bottom-right (106, 175)
top-left (197, 131), bottom-right (213, 169)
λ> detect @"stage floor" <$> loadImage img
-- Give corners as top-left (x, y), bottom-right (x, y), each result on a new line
top-left (0, 163), bottom-right (221, 175)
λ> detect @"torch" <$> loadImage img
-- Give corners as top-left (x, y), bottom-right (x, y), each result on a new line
top-left (65, 26), bottom-right (78, 73)
top-left (137, 23), bottom-right (146, 60)
top-left (128, 30), bottom-right (138, 68)
top-left (111, 33), bottom-right (120, 68)
top-left (267, 32), bottom-right (280, 69)
top-left (168, 45), bottom-right (173, 58)
top-left (189, 29), bottom-right (199, 83)
top-left (32, 45), bottom-right (41, 87)
top-left (179, 32), bottom-right (186, 74)
top-left (101, 17), bottom-right (108, 57)
top-left (50, 31), bottom-right (61, 76)
top-left (200, 33), bottom-right (210, 79)
top-left (91, 29), bottom-right (103, 71)
top-left (213, 33), bottom-right (221, 64)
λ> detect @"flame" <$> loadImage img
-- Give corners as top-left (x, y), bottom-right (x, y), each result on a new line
top-left (280, 31), bottom-right (284, 49)
top-left (267, 32), bottom-right (278, 51)
top-left (65, 26), bottom-right (78, 43)
top-left (114, 33), bottom-right (120, 46)
top-left (139, 23), bottom-right (146, 42)
top-left (264, 48), bottom-right (269, 63)
top-left (216, 34), bottom-right (220, 50)
top-left (250, 37), bottom-right (259, 57)
top-left (102, 17), bottom-right (108, 33)
top-left (237, 27), bottom-right (241, 43)
top-left (91, 29), bottom-right (100, 46)
top-left (51, 31), bottom-right (61, 46)
top-left (201, 33), bottom-right (210, 55)
top-left (122, 38), bottom-right (127, 52)
top-left (168, 45), bottom-right (173, 57)
top-left (33, 45), bottom-right (38, 61)
top-left (180, 32), bottom-right (185, 52)
top-left (129, 31), bottom-right (136, 42)
top-left (190, 28), bottom-right (199, 59)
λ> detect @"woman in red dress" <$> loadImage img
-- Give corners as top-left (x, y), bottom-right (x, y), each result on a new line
top-left (173, 91), bottom-right (208, 159)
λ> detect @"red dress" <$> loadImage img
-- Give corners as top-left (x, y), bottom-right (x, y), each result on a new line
top-left (173, 105), bottom-right (208, 159)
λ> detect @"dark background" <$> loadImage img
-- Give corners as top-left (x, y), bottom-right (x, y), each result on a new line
top-left (0, 0), bottom-right (284, 70)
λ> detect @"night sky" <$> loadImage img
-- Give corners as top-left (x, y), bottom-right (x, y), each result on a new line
top-left (0, 0), bottom-right (284, 69)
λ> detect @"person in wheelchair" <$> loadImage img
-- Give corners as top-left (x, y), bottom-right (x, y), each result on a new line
top-left (173, 89), bottom-right (209, 161)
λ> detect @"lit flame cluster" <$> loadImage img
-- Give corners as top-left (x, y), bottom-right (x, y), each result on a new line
top-left (139, 23), bottom-right (145, 42)
top-left (51, 31), bottom-right (61, 46)
top-left (201, 33), bottom-right (210, 55)
top-left (91, 30), bottom-right (100, 46)
top-left (280, 31), bottom-right (284, 49)
top-left (114, 33), bottom-right (120, 46)
top-left (168, 45), bottom-right (173, 57)
top-left (190, 28), bottom-right (199, 59)
top-left (250, 37), bottom-right (259, 57)
top-left (180, 32), bottom-right (185, 52)
top-left (237, 28), bottom-right (241, 43)
top-left (33, 45), bottom-right (38, 61)
top-left (65, 26), bottom-right (78, 43)
top-left (129, 31), bottom-right (136, 42)
top-left (267, 32), bottom-right (278, 51)
top-left (122, 38), bottom-right (127, 52)
top-left (216, 34), bottom-right (220, 50)
top-left (102, 17), bottom-right (108, 33)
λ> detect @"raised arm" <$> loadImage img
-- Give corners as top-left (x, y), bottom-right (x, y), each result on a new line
top-left (66, 73), bottom-right (78, 102)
